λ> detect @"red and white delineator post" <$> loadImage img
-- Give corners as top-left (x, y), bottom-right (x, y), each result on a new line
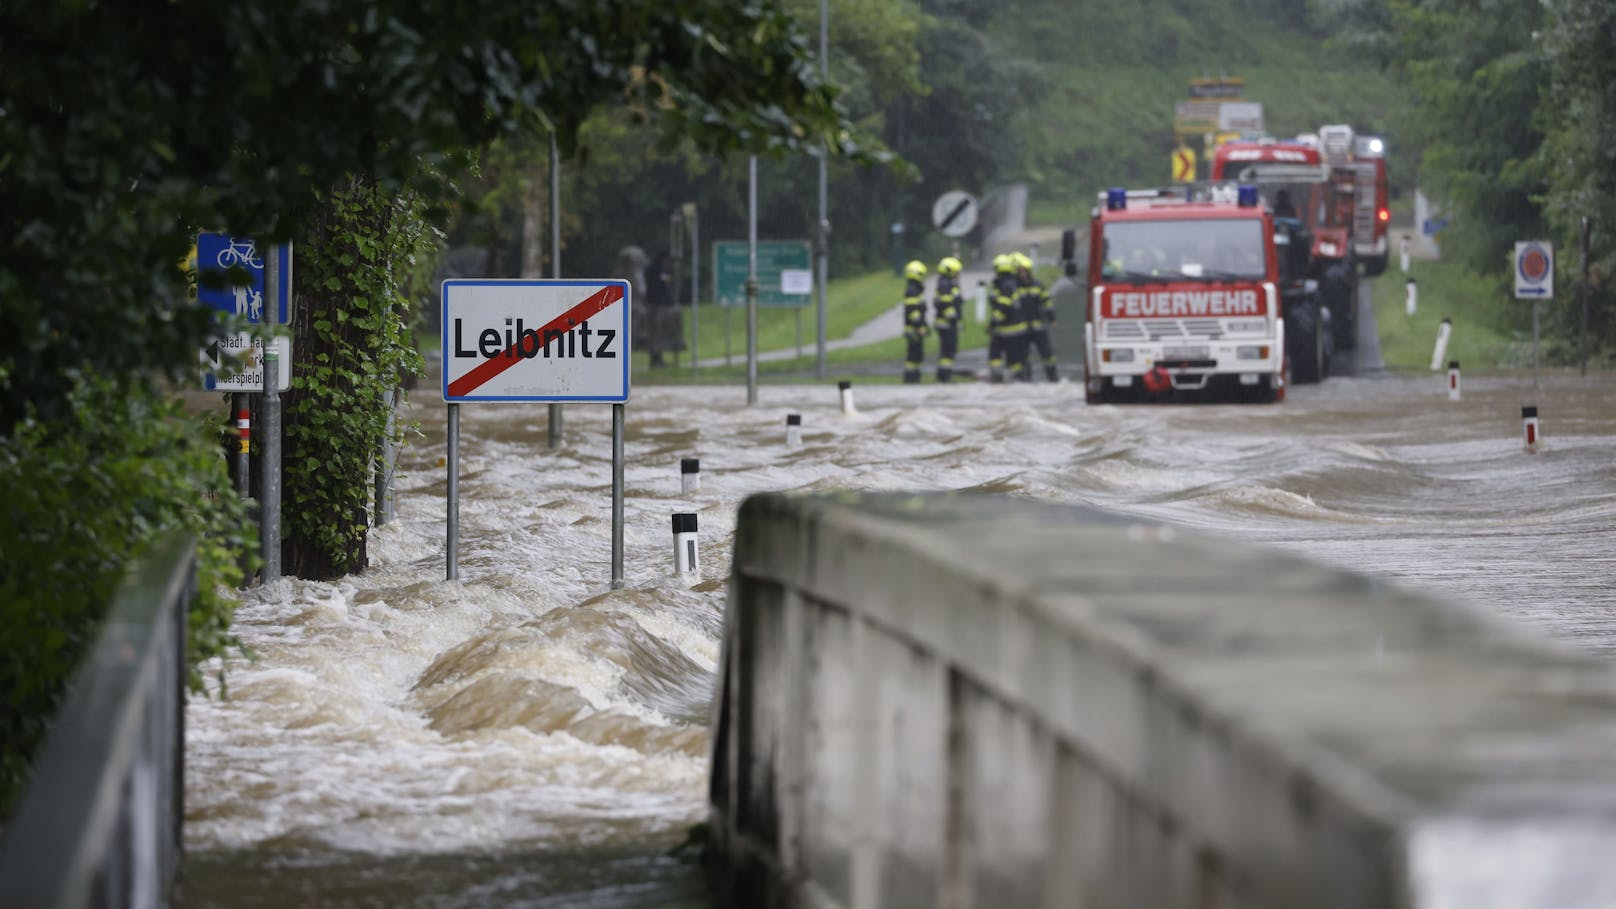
top-left (1447, 361), bottom-right (1461, 402)
top-left (1522, 406), bottom-right (1540, 453)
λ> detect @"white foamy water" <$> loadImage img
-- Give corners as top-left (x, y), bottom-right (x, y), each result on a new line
top-left (185, 370), bottom-right (1616, 905)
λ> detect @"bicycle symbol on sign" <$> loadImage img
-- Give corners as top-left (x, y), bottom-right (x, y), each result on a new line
top-left (215, 239), bottom-right (263, 270)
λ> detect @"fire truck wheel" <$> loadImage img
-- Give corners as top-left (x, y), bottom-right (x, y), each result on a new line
top-left (1362, 253), bottom-right (1389, 278)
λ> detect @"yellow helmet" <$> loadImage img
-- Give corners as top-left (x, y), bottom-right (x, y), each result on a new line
top-left (992, 254), bottom-right (1014, 273)
top-left (1012, 252), bottom-right (1033, 271)
top-left (937, 256), bottom-right (962, 276)
top-left (904, 259), bottom-right (927, 281)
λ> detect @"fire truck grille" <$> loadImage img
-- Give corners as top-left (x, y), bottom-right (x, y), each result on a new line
top-left (1104, 319), bottom-right (1225, 341)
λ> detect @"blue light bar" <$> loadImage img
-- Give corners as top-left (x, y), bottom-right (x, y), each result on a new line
top-left (1107, 188), bottom-right (1127, 211)
top-left (1237, 184), bottom-right (1259, 207)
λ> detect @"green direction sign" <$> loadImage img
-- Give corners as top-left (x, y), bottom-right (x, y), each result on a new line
top-left (712, 240), bottom-right (812, 307)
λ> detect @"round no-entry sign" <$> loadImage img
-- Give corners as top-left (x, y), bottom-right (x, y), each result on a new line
top-left (932, 190), bottom-right (978, 238)
top-left (1514, 241), bottom-right (1553, 299)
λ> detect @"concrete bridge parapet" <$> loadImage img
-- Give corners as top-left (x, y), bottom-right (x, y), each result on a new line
top-left (708, 491), bottom-right (1616, 909)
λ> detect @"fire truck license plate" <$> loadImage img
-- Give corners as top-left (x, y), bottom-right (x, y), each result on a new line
top-left (1162, 346), bottom-right (1209, 360)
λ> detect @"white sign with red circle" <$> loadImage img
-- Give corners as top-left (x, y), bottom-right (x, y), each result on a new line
top-left (441, 279), bottom-right (631, 403)
top-left (1514, 241), bottom-right (1554, 300)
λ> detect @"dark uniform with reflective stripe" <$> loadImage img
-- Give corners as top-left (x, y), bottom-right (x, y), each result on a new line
top-left (988, 270), bottom-right (1024, 383)
top-left (1018, 270), bottom-right (1058, 382)
top-left (932, 273), bottom-right (962, 383)
top-left (902, 277), bottom-right (929, 383)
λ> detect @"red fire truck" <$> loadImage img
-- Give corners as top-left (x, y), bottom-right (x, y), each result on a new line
top-left (1210, 128), bottom-right (1388, 351)
top-left (1069, 183), bottom-right (1327, 404)
top-left (1317, 124), bottom-right (1391, 276)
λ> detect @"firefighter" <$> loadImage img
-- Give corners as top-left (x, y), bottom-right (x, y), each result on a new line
top-left (1015, 252), bottom-right (1059, 382)
top-left (901, 259), bottom-right (929, 383)
top-left (932, 255), bottom-right (964, 382)
top-left (987, 254), bottom-right (1024, 383)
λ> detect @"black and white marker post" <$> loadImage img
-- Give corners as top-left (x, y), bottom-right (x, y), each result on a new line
top-left (681, 458), bottom-right (700, 495)
top-left (838, 380), bottom-right (855, 415)
top-left (673, 513), bottom-right (699, 576)
top-left (1406, 277), bottom-right (1418, 316)
top-left (1447, 361), bottom-right (1461, 402)
top-left (786, 413), bottom-right (802, 446)
top-left (1522, 406), bottom-right (1540, 454)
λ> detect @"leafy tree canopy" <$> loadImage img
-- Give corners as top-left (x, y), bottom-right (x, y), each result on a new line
top-left (0, 0), bottom-right (877, 428)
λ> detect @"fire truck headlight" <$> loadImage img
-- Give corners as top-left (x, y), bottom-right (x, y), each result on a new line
top-left (1102, 348), bottom-right (1134, 363)
top-left (1236, 345), bottom-right (1270, 360)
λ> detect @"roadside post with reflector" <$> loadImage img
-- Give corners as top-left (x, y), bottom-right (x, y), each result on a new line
top-left (1447, 361), bottom-right (1460, 402)
top-left (786, 413), bottom-right (802, 446)
top-left (1429, 318), bottom-right (1452, 371)
top-left (681, 458), bottom-right (700, 495)
top-left (838, 380), bottom-right (856, 415)
top-left (672, 513), bottom-right (699, 576)
top-left (1406, 277), bottom-right (1417, 316)
top-left (1522, 406), bottom-right (1540, 453)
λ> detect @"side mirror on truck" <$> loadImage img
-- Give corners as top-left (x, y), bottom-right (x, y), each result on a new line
top-left (1061, 228), bottom-right (1078, 277)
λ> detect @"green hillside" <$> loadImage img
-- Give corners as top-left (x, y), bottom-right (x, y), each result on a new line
top-left (980, 2), bottom-right (1401, 225)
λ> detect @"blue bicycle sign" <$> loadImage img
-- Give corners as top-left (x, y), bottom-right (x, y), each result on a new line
top-left (196, 232), bottom-right (290, 324)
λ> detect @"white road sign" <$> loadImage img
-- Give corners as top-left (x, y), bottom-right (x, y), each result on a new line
top-left (780, 268), bottom-right (813, 295)
top-left (1514, 241), bottom-right (1554, 300)
top-left (201, 333), bottom-right (291, 392)
top-left (932, 190), bottom-right (979, 238)
top-left (441, 279), bottom-right (631, 403)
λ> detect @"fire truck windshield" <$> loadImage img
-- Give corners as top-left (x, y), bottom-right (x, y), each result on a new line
top-left (1100, 218), bottom-right (1265, 282)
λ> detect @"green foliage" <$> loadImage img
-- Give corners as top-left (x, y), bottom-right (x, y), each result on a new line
top-left (1381, 0), bottom-right (1549, 272)
top-left (0, 0), bottom-right (873, 431)
top-left (1370, 259), bottom-right (1530, 371)
top-left (0, 375), bottom-right (250, 814)
top-left (1536, 0), bottom-right (1616, 358)
top-left (282, 178), bottom-right (432, 580)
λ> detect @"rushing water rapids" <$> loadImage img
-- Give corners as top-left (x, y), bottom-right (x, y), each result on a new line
top-left (183, 370), bottom-right (1616, 906)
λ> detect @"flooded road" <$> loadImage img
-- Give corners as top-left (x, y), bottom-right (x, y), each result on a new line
top-left (184, 369), bottom-right (1616, 906)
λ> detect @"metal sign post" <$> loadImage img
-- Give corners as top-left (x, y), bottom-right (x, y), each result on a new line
top-left (1514, 241), bottom-right (1554, 393)
top-left (446, 403), bottom-right (459, 581)
top-left (747, 156), bottom-right (759, 406)
top-left (612, 403), bottom-right (625, 588)
top-left (260, 349), bottom-right (281, 585)
top-left (441, 278), bottom-right (632, 585)
top-left (687, 202), bottom-right (701, 381)
top-left (258, 246), bottom-right (284, 584)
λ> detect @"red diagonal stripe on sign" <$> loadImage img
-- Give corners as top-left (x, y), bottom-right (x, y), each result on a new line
top-left (447, 284), bottom-right (623, 398)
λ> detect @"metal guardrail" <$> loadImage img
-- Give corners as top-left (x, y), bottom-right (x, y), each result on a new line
top-left (0, 534), bottom-right (195, 909)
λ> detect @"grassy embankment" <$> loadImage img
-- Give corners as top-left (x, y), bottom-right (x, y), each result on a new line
top-left (632, 268), bottom-right (1013, 384)
top-left (1368, 255), bottom-right (1531, 373)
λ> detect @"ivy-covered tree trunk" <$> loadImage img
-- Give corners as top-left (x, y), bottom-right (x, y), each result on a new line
top-left (283, 173), bottom-right (429, 580)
